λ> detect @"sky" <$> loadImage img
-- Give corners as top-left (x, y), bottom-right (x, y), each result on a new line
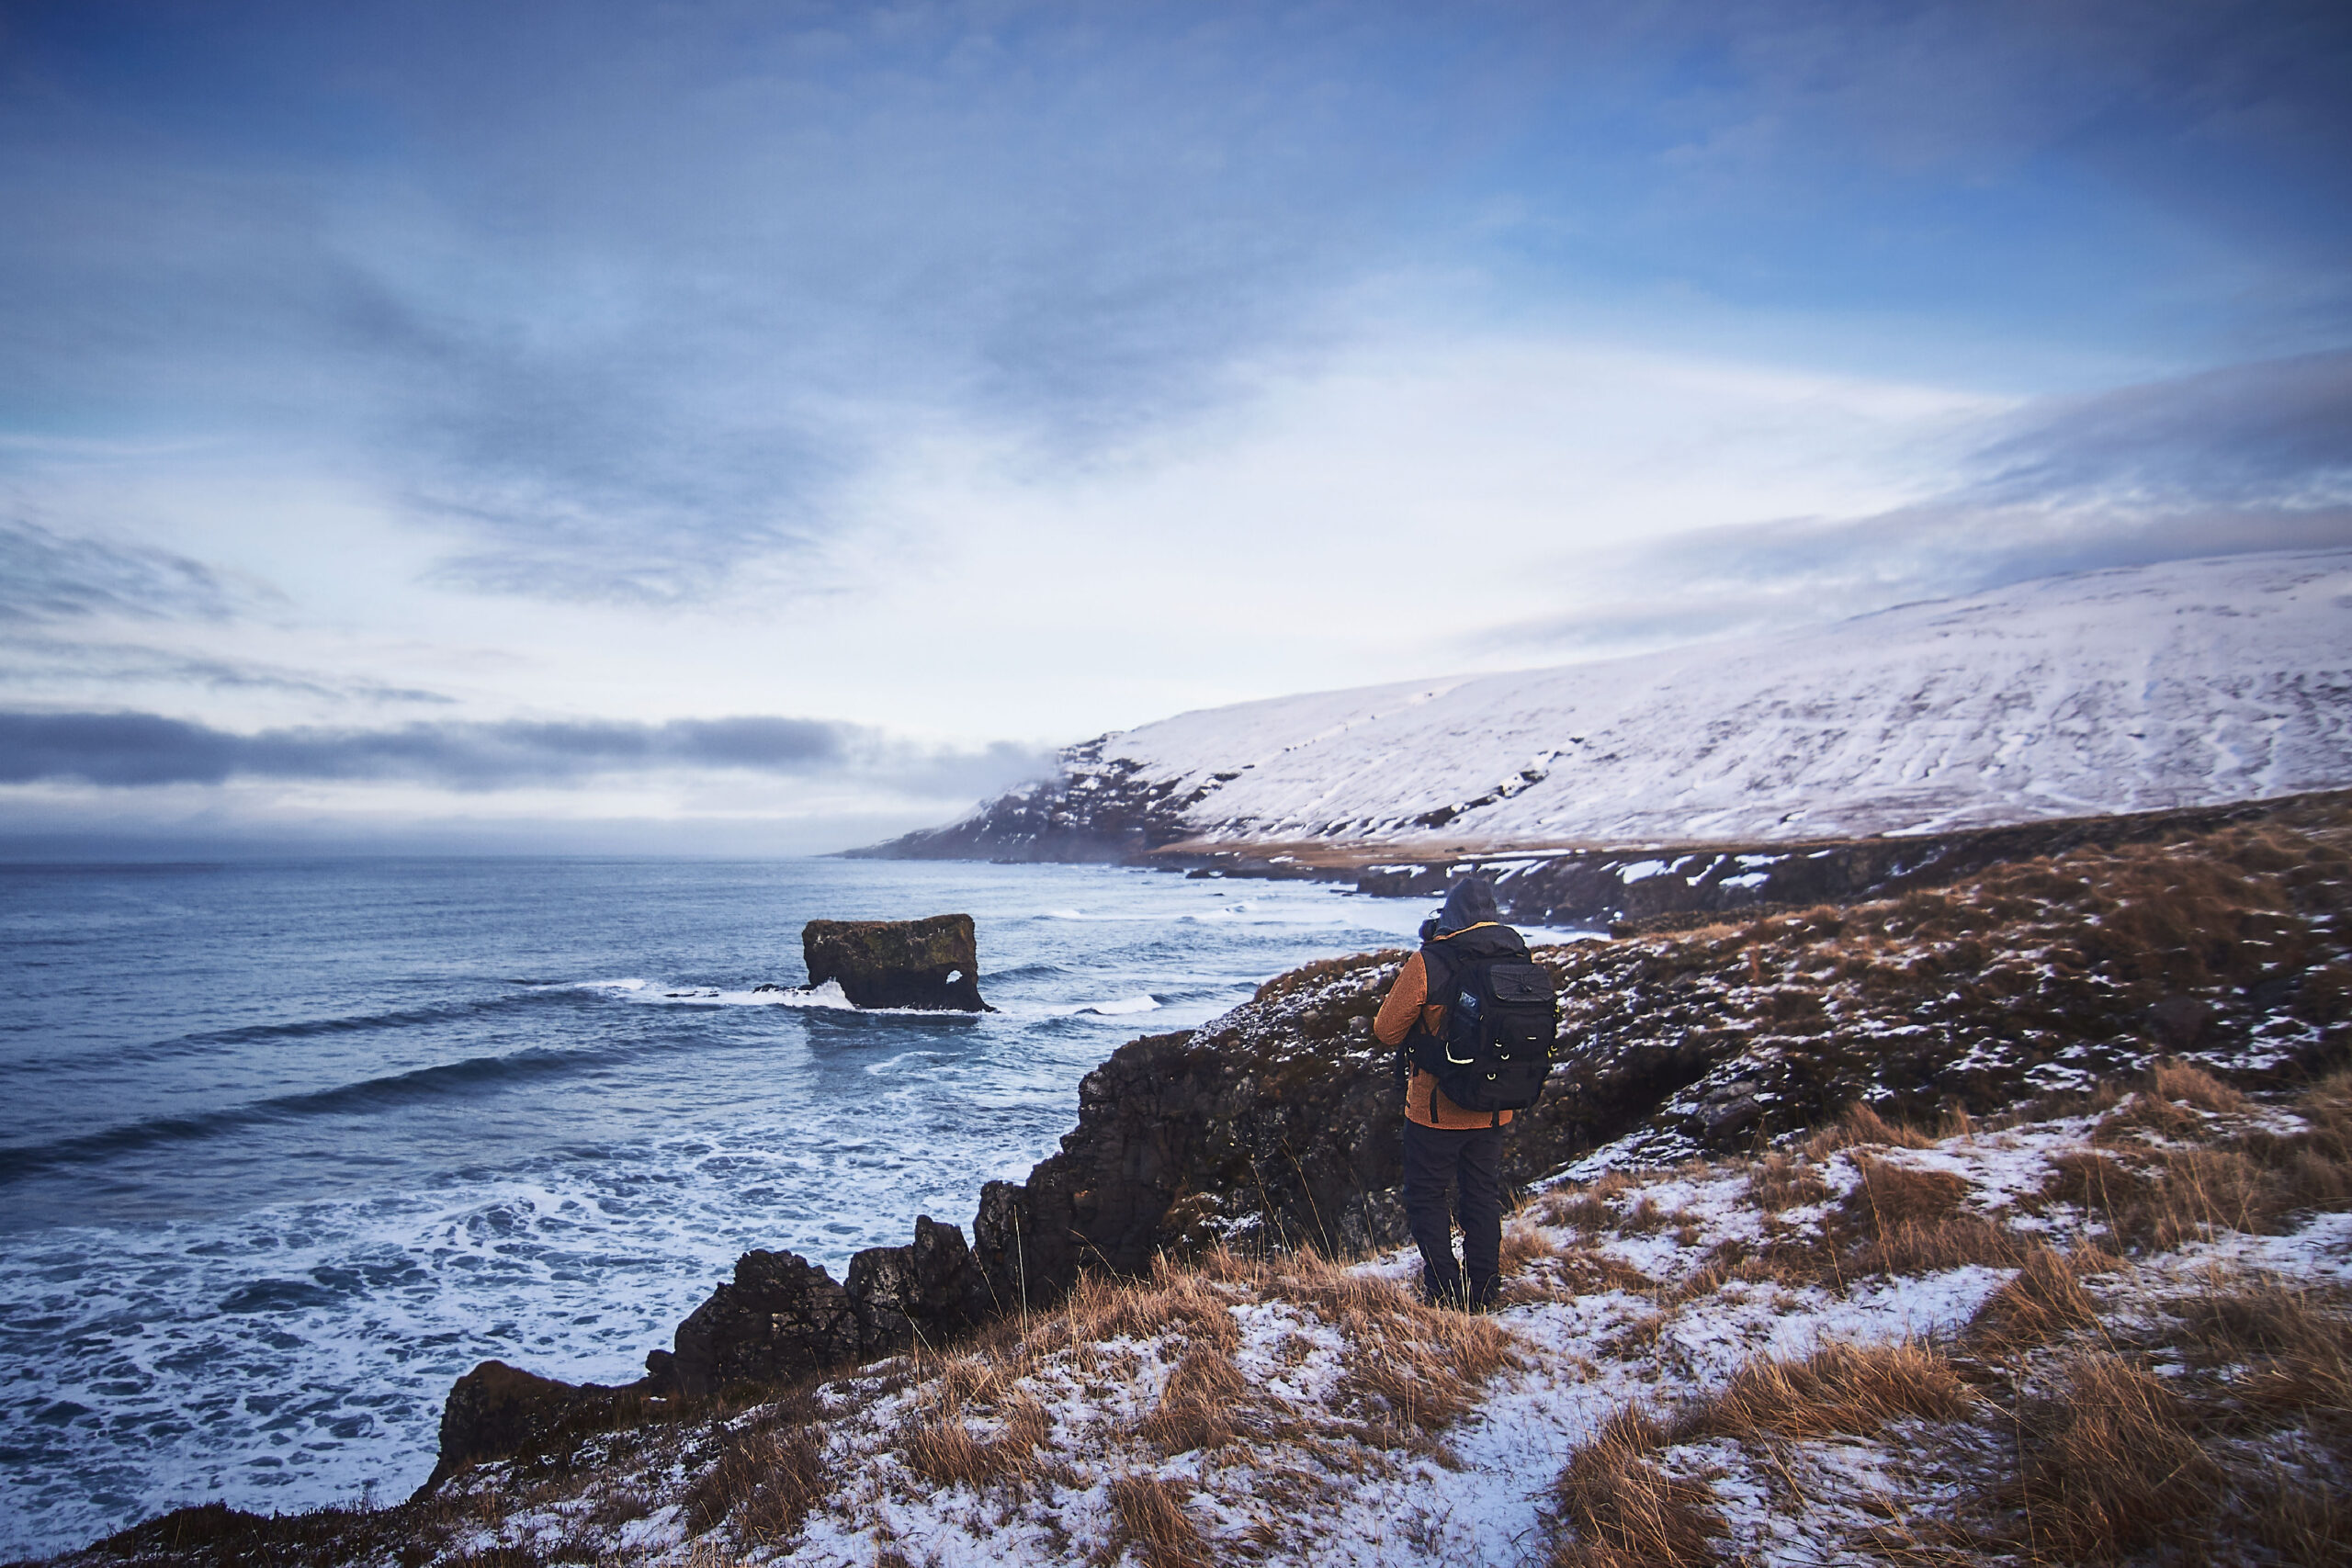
top-left (3, 0), bottom-right (2348, 855)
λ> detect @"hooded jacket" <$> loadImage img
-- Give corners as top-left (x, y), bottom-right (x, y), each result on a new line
top-left (1373, 878), bottom-right (1526, 1129)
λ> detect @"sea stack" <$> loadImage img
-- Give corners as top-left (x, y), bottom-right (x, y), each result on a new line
top-left (802, 913), bottom-right (990, 1010)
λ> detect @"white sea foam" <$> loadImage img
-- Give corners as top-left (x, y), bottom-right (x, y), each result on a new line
top-left (865, 1050), bottom-right (949, 1076)
top-left (1075, 994), bottom-right (1162, 1016)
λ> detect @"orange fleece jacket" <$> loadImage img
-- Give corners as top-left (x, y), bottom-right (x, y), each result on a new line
top-left (1374, 933), bottom-right (1515, 1129)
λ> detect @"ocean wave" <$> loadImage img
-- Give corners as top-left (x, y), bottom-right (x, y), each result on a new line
top-left (108, 994), bottom-right (561, 1064)
top-left (1071, 993), bottom-right (1162, 1016)
top-left (0, 1043), bottom-right (646, 1181)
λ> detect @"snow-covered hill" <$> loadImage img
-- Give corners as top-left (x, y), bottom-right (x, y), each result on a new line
top-left (893, 551), bottom-right (2352, 856)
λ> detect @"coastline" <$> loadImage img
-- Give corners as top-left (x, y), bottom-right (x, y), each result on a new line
top-left (40, 787), bottom-right (2352, 1564)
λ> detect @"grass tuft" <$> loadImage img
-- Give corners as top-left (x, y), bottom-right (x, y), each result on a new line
top-left (1966, 1245), bottom-right (2100, 1354)
top-left (1744, 1152), bottom-right (1830, 1213)
top-left (1136, 1345), bottom-right (1247, 1454)
top-left (1804, 1102), bottom-right (1935, 1158)
top-left (681, 1404), bottom-right (829, 1546)
top-left (1679, 1340), bottom-right (1974, 1442)
top-left (1548, 1406), bottom-right (1722, 1568)
top-left (2008, 1352), bottom-right (2219, 1560)
top-left (1107, 1473), bottom-right (1212, 1568)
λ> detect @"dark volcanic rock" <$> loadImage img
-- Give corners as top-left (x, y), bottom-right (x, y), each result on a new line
top-left (426, 1360), bottom-right (644, 1490)
top-left (803, 914), bottom-right (989, 1010)
top-left (426, 1218), bottom-right (993, 1480)
top-left (846, 1214), bottom-right (991, 1353)
top-left (670, 1249), bottom-right (861, 1398)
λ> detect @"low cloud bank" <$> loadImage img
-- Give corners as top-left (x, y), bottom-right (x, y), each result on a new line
top-left (0, 711), bottom-right (1051, 798)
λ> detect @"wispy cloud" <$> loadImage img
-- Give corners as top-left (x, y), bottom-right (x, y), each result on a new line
top-left (0, 636), bottom-right (454, 705)
top-left (1487, 349), bottom-right (2352, 655)
top-left (0, 711), bottom-right (1051, 797)
top-left (0, 518), bottom-right (268, 624)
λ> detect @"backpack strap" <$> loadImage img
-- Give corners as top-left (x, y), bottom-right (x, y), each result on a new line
top-left (1401, 942), bottom-right (1452, 1089)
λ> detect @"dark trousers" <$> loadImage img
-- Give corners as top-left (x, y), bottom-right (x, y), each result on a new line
top-left (1401, 1118), bottom-right (1503, 1308)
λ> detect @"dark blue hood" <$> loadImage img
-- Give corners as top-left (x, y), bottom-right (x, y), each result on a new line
top-left (1434, 874), bottom-right (1500, 934)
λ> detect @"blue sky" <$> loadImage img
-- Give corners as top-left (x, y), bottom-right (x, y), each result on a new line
top-left (3, 0), bottom-right (2347, 852)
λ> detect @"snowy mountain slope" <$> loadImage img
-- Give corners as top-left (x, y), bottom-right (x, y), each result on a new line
top-left (906, 551), bottom-right (2352, 855)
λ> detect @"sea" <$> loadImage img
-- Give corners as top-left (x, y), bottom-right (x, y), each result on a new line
top-left (0, 856), bottom-right (1441, 1557)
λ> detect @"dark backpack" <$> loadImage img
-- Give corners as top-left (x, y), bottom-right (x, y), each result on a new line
top-left (1412, 935), bottom-right (1557, 1114)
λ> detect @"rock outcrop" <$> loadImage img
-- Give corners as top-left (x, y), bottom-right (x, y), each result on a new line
top-left (424, 1361), bottom-right (648, 1491)
top-left (664, 1250), bottom-right (859, 1399)
top-left (803, 914), bottom-right (990, 1010)
top-left (844, 736), bottom-right (1197, 863)
top-left (844, 1213), bottom-right (992, 1354)
top-left (654, 1217), bottom-right (992, 1400)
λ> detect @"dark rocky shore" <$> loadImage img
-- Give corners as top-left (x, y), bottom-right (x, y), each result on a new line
top-left (413, 790), bottom-right (2352, 1494)
top-left (38, 789), bottom-right (2352, 1564)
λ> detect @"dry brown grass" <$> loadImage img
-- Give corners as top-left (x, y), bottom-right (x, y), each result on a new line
top-left (1106, 1473), bottom-right (1212, 1568)
top-left (1500, 1217), bottom-right (1566, 1275)
top-left (2041, 1145), bottom-right (2153, 1212)
top-left (899, 1387), bottom-right (1050, 1492)
top-left (2094, 1059), bottom-right (2255, 1149)
top-left (2152, 1058), bottom-right (2249, 1112)
top-left (1743, 1151), bottom-right (1830, 1213)
top-left (2094, 1089), bottom-right (2204, 1145)
top-left (1839, 1156), bottom-right (1967, 1228)
top-left (1802, 1102), bottom-right (1935, 1158)
top-left (1055, 1258), bottom-right (1245, 1359)
top-left (1269, 1251), bottom-right (1521, 1445)
top-left (1548, 1343), bottom-right (1975, 1567)
top-left (1548, 1405), bottom-right (1723, 1568)
top-left (2008, 1351), bottom-right (2219, 1561)
top-left (1996, 1273), bottom-right (2350, 1561)
top-left (2173, 1278), bottom-right (2352, 1440)
top-left (1679, 1340), bottom-right (1974, 1443)
top-left (2242, 1465), bottom-right (2352, 1566)
top-left (1849, 1213), bottom-right (2023, 1277)
top-left (1136, 1346), bottom-right (1247, 1454)
top-left (1536, 1171), bottom-right (1637, 1233)
top-left (1815, 1154), bottom-right (2023, 1278)
top-left (679, 1400), bottom-right (830, 1546)
top-left (1965, 1245), bottom-right (2101, 1354)
top-left (2044, 1138), bottom-right (2327, 1252)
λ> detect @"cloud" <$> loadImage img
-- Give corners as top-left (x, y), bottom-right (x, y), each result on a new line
top-left (0, 636), bottom-right (454, 704)
top-left (9, 1), bottom-right (2346, 611)
top-left (0, 518), bottom-right (265, 623)
top-left (0, 4), bottom-right (1448, 604)
top-left (0, 711), bottom-right (1054, 795)
top-left (1487, 348), bottom-right (2352, 654)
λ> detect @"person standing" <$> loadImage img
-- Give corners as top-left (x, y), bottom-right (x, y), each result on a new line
top-left (1372, 874), bottom-right (1544, 1310)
